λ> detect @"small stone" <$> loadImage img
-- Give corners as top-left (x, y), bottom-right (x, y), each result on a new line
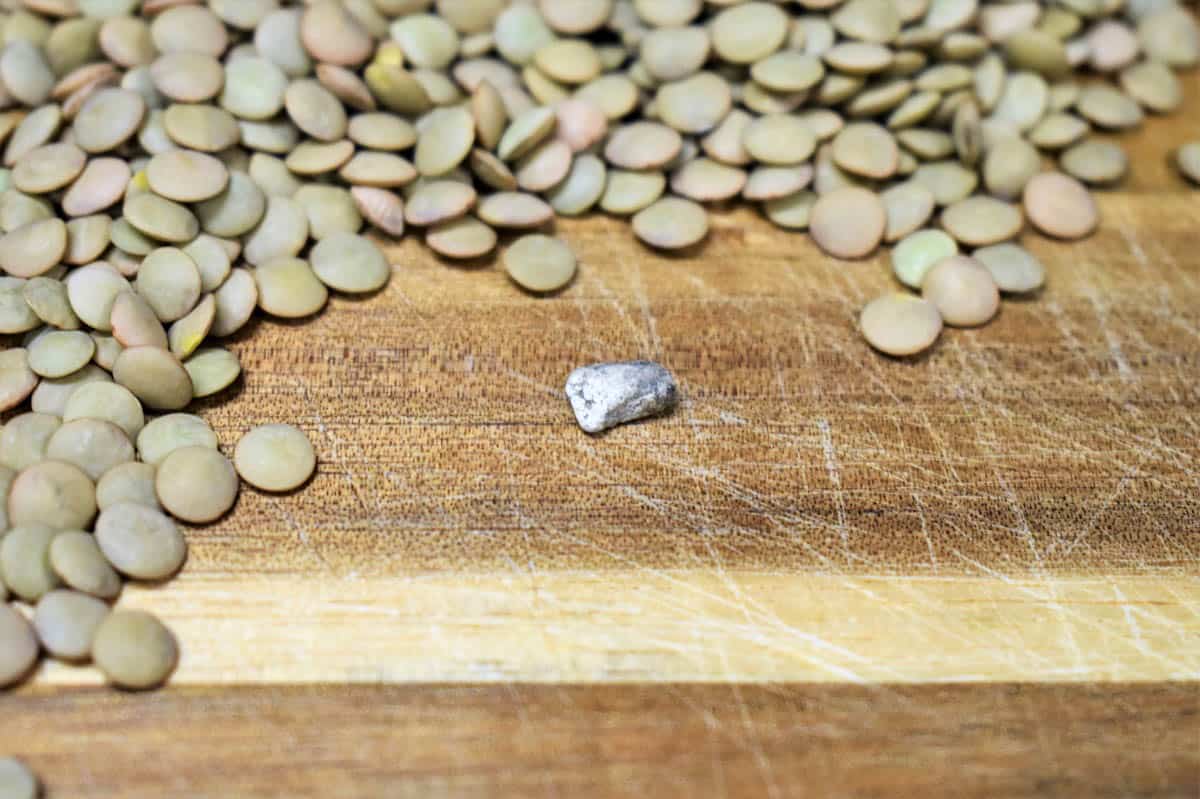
top-left (565, 361), bottom-right (678, 434)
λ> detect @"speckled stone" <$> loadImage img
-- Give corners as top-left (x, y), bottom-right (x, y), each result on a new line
top-left (565, 361), bottom-right (678, 434)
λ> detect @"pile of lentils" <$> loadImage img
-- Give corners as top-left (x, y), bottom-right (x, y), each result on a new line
top-left (0, 0), bottom-right (1198, 694)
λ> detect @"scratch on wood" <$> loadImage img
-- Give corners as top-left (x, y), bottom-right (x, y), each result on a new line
top-left (1085, 287), bottom-right (1135, 383)
top-left (817, 418), bottom-right (849, 553)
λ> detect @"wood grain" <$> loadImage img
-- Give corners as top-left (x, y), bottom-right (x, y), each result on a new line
top-left (183, 189), bottom-right (1200, 580)
top-left (30, 573), bottom-right (1200, 684)
top-left (4, 683), bottom-right (1196, 798)
top-left (5, 60), bottom-right (1200, 799)
top-left (21, 185), bottom-right (1184, 686)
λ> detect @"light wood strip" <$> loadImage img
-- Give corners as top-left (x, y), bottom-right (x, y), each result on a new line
top-left (31, 573), bottom-right (1199, 685)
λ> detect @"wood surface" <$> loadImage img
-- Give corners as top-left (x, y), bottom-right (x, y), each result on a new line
top-left (4, 72), bottom-right (1200, 798)
top-left (6, 683), bottom-right (1197, 798)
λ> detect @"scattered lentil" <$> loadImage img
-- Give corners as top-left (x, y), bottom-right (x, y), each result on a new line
top-left (973, 243), bottom-right (1047, 294)
top-left (1023, 172), bottom-right (1099, 240)
top-left (31, 364), bottom-right (110, 418)
top-left (34, 588), bottom-right (110, 660)
top-left (1, 524), bottom-right (62, 601)
top-left (8, 460), bottom-right (96, 531)
top-left (112, 346), bottom-right (193, 410)
top-left (46, 418), bottom-right (135, 480)
top-left (155, 447), bottom-right (238, 524)
top-left (136, 414), bottom-right (218, 467)
top-left (1, 413), bottom-right (61, 472)
top-left (892, 229), bottom-right (959, 290)
top-left (0, 606), bottom-right (39, 686)
top-left (49, 529), bottom-right (122, 600)
top-left (26, 329), bottom-right (93, 380)
top-left (881, 181), bottom-right (936, 242)
top-left (921, 255), bottom-right (1001, 327)
top-left (762, 190), bottom-right (818, 230)
top-left (1178, 142), bottom-right (1200, 184)
top-left (1061, 140), bottom-right (1129, 185)
top-left (183, 347), bottom-right (242, 398)
top-left (92, 609), bottom-right (178, 689)
top-left (94, 502), bottom-right (186, 581)
top-left (810, 187), bottom-right (887, 259)
top-left (62, 381), bottom-right (144, 439)
top-left (426, 215), bottom-right (498, 259)
top-left (632, 197), bottom-right (710, 251)
top-left (234, 424), bottom-right (316, 492)
top-left (503, 234), bottom-right (577, 293)
top-left (404, 180), bottom-right (476, 226)
top-left (941, 195), bottom-right (1023, 246)
top-left (255, 257), bottom-right (329, 318)
top-left (860, 293), bottom-right (943, 357)
top-left (96, 462), bottom-right (160, 513)
top-left (0, 758), bottom-right (39, 799)
top-left (600, 170), bottom-right (666, 216)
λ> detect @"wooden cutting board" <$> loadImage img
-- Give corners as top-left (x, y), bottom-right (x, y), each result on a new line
top-left (6, 77), bottom-right (1199, 799)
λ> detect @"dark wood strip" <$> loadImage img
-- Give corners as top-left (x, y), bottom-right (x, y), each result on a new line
top-left (5, 683), bottom-right (1197, 798)
top-left (176, 189), bottom-right (1200, 579)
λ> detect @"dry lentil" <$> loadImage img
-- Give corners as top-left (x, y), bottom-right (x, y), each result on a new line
top-left (92, 609), bottom-right (178, 689)
top-left (0, 606), bottom-right (39, 686)
top-left (1, 524), bottom-right (62, 601)
top-left (155, 446), bottom-right (238, 524)
top-left (34, 588), bottom-right (110, 660)
top-left (810, 187), bottom-right (887, 259)
top-left (235, 424), bottom-right (316, 492)
top-left (921, 255), bottom-right (1001, 327)
top-left (860, 293), bottom-right (943, 357)
top-left (1023, 172), bottom-right (1099, 240)
top-left (973, 243), bottom-right (1047, 294)
top-left (46, 418), bottom-right (135, 481)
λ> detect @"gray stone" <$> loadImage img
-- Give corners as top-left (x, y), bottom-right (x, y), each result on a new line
top-left (565, 361), bottom-right (678, 434)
